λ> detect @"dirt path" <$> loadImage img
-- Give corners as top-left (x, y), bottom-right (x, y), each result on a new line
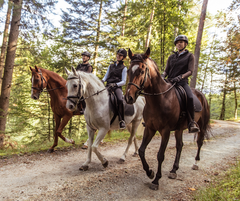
top-left (0, 120), bottom-right (240, 201)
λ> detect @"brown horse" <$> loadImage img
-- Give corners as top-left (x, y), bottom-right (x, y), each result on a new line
top-left (30, 66), bottom-right (82, 152)
top-left (125, 48), bottom-right (210, 190)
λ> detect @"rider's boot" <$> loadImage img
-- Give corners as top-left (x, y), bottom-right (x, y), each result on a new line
top-left (187, 109), bottom-right (200, 133)
top-left (119, 102), bottom-right (126, 129)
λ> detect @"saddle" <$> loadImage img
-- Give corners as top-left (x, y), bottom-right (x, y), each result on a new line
top-left (173, 85), bottom-right (202, 130)
top-left (109, 90), bottom-right (135, 125)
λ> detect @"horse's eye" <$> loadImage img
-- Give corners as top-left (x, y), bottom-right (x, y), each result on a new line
top-left (73, 84), bottom-right (77, 88)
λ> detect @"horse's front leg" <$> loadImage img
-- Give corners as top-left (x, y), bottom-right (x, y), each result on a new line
top-left (168, 129), bottom-right (183, 179)
top-left (91, 128), bottom-right (109, 168)
top-left (139, 127), bottom-right (156, 180)
top-left (151, 129), bottom-right (170, 190)
top-left (57, 114), bottom-right (75, 144)
top-left (80, 125), bottom-right (95, 171)
top-left (119, 121), bottom-right (140, 163)
top-left (48, 114), bottom-right (61, 153)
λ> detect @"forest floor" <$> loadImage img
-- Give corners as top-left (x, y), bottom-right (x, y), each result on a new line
top-left (0, 120), bottom-right (240, 201)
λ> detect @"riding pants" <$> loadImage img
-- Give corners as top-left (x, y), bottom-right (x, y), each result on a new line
top-left (178, 81), bottom-right (194, 123)
top-left (114, 87), bottom-right (125, 122)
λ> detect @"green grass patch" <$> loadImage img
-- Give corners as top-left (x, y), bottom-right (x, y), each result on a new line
top-left (194, 160), bottom-right (240, 201)
top-left (0, 129), bottom-right (146, 158)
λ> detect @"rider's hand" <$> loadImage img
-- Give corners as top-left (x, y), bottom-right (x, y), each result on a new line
top-left (108, 83), bottom-right (117, 88)
top-left (172, 75), bottom-right (182, 83)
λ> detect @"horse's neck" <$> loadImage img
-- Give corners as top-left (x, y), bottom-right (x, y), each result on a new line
top-left (83, 77), bottom-right (108, 108)
top-left (44, 71), bottom-right (66, 98)
top-left (145, 70), bottom-right (172, 104)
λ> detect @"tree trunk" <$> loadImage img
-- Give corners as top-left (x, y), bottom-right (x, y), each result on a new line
top-left (0, 0), bottom-right (22, 140)
top-left (93, 0), bottom-right (103, 75)
top-left (190, 0), bottom-right (208, 88)
top-left (234, 82), bottom-right (237, 119)
top-left (121, 0), bottom-right (128, 37)
top-left (145, 0), bottom-right (156, 48)
top-left (0, 0), bottom-right (12, 91)
top-left (208, 69), bottom-right (213, 109)
top-left (219, 70), bottom-right (227, 120)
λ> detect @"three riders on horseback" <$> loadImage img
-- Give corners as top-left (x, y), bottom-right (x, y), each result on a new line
top-left (79, 35), bottom-right (199, 133)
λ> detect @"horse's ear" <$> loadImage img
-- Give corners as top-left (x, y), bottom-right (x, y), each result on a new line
top-left (29, 66), bottom-right (33, 71)
top-left (128, 48), bottom-right (134, 60)
top-left (65, 67), bottom-right (70, 76)
top-left (35, 65), bottom-right (39, 72)
top-left (71, 66), bottom-right (77, 76)
top-left (144, 47), bottom-right (150, 58)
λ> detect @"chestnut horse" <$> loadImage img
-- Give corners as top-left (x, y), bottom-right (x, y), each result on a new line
top-left (125, 48), bottom-right (210, 190)
top-left (30, 66), bottom-right (81, 152)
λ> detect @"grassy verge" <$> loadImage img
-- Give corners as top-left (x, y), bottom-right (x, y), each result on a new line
top-left (193, 160), bottom-right (240, 201)
top-left (0, 129), bottom-right (144, 158)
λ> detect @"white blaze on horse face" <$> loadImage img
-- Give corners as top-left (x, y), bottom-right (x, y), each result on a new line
top-left (132, 65), bottom-right (139, 74)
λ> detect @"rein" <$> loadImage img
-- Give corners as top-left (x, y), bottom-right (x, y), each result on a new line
top-left (128, 58), bottom-right (176, 96)
top-left (66, 76), bottom-right (107, 108)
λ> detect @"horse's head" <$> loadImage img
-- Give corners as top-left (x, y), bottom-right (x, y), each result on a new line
top-left (65, 66), bottom-right (85, 111)
top-left (30, 66), bottom-right (48, 100)
top-left (125, 48), bottom-right (151, 104)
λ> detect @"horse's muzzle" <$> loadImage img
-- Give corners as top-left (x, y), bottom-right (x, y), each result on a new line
top-left (125, 94), bottom-right (134, 105)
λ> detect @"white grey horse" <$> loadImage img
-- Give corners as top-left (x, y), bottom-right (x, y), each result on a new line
top-left (65, 67), bottom-right (145, 171)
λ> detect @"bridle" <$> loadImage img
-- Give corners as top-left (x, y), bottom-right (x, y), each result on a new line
top-left (128, 57), bottom-right (176, 96)
top-left (66, 75), bottom-right (107, 109)
top-left (31, 69), bottom-right (64, 93)
top-left (31, 69), bottom-right (47, 93)
top-left (128, 59), bottom-right (151, 97)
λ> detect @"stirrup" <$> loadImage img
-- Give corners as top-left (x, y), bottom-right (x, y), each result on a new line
top-left (188, 121), bottom-right (200, 133)
top-left (119, 120), bottom-right (126, 129)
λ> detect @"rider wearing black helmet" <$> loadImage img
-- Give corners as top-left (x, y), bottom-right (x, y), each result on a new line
top-left (102, 48), bottom-right (128, 129)
top-left (76, 51), bottom-right (93, 73)
top-left (76, 51), bottom-right (93, 114)
top-left (162, 35), bottom-right (200, 133)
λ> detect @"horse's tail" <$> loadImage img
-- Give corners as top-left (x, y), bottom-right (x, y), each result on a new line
top-left (198, 91), bottom-right (211, 140)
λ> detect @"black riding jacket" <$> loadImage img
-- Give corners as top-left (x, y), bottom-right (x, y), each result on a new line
top-left (76, 63), bottom-right (93, 73)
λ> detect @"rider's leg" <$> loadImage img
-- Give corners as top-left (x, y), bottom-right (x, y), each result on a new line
top-left (115, 87), bottom-right (126, 129)
top-left (181, 82), bottom-right (200, 133)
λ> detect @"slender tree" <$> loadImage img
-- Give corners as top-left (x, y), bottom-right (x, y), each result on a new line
top-left (190, 0), bottom-right (208, 88)
top-left (0, 0), bottom-right (12, 90)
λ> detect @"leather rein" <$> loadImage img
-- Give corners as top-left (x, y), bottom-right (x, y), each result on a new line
top-left (66, 76), bottom-right (107, 106)
top-left (128, 58), bottom-right (176, 96)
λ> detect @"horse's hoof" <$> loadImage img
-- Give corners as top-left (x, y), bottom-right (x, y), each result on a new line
top-left (81, 145), bottom-right (88, 149)
top-left (132, 153), bottom-right (138, 157)
top-left (79, 165), bottom-right (89, 171)
top-left (149, 183), bottom-right (159, 190)
top-left (72, 140), bottom-right (75, 145)
top-left (117, 158), bottom-right (125, 164)
top-left (168, 172), bottom-right (177, 179)
top-left (47, 149), bottom-right (54, 153)
top-left (148, 170), bottom-right (155, 179)
top-left (102, 160), bottom-right (108, 168)
top-left (192, 164), bottom-right (199, 170)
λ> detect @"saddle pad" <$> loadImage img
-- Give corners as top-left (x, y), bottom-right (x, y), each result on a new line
top-left (174, 85), bottom-right (202, 112)
top-left (109, 93), bottom-right (135, 117)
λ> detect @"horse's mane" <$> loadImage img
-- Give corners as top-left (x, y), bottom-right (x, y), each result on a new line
top-left (40, 67), bottom-right (67, 84)
top-left (132, 53), bottom-right (160, 74)
top-left (76, 71), bottom-right (105, 89)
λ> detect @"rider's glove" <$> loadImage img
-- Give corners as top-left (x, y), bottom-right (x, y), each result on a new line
top-left (172, 75), bottom-right (182, 83)
top-left (108, 83), bottom-right (117, 88)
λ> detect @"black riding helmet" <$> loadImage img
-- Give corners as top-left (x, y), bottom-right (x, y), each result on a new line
top-left (81, 51), bottom-right (91, 58)
top-left (117, 48), bottom-right (127, 59)
top-left (174, 35), bottom-right (188, 45)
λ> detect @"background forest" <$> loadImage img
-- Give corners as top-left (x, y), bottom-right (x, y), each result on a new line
top-left (0, 0), bottom-right (239, 151)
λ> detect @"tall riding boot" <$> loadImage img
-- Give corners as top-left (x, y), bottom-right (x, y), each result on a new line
top-left (118, 102), bottom-right (126, 129)
top-left (187, 107), bottom-right (200, 133)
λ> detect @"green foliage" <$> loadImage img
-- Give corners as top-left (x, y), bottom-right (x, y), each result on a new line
top-left (194, 160), bottom-right (240, 201)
